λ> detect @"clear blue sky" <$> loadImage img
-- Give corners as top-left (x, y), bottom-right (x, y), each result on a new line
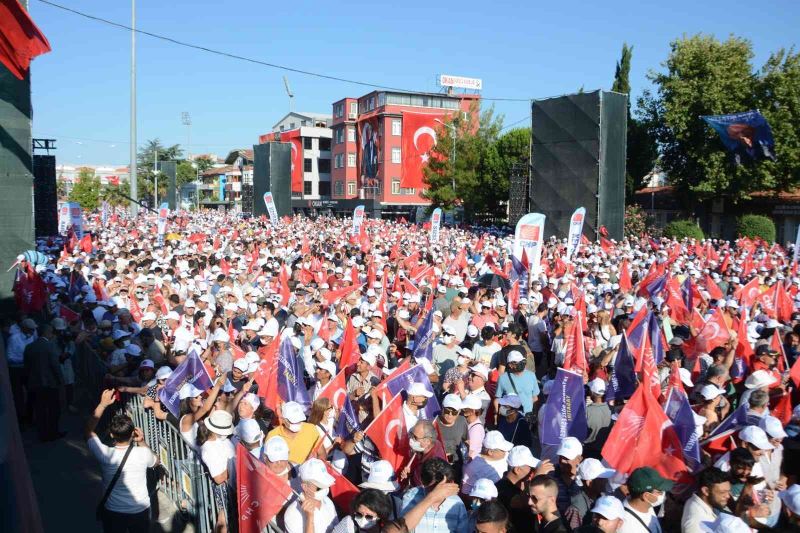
top-left (28, 0), bottom-right (799, 165)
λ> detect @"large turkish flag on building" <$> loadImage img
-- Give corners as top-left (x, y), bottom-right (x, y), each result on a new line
top-left (0, 0), bottom-right (51, 80)
top-left (401, 113), bottom-right (441, 189)
top-left (280, 129), bottom-right (303, 193)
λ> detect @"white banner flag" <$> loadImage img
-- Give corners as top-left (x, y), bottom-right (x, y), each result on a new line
top-left (263, 192), bottom-right (279, 226)
top-left (352, 205), bottom-right (365, 235)
top-left (514, 213), bottom-right (546, 277)
top-left (565, 207), bottom-right (586, 263)
top-left (430, 208), bottom-right (442, 243)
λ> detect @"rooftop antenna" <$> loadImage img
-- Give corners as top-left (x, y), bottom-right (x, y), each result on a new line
top-left (283, 76), bottom-right (294, 112)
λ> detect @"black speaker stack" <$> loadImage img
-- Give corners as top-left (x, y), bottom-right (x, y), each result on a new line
top-left (33, 155), bottom-right (58, 237)
top-left (241, 184), bottom-right (254, 215)
top-left (252, 142), bottom-right (292, 218)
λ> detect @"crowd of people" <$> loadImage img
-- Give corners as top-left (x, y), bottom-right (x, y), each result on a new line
top-left (8, 210), bottom-right (800, 533)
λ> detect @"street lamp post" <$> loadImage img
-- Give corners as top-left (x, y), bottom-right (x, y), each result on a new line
top-left (129, 0), bottom-right (138, 216)
top-left (434, 118), bottom-right (457, 193)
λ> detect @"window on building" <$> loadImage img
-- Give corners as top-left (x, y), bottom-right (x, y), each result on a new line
top-left (280, 125), bottom-right (285, 131)
top-left (335, 181), bottom-right (344, 195)
top-left (289, 122), bottom-right (295, 129)
top-left (368, 97), bottom-right (375, 110)
top-left (304, 158), bottom-right (313, 172)
top-left (318, 181), bottom-right (331, 196)
top-left (303, 137), bottom-right (313, 150)
top-left (349, 102), bottom-right (357, 117)
top-left (347, 127), bottom-right (355, 142)
top-left (392, 119), bottom-right (401, 136)
top-left (335, 154), bottom-right (343, 168)
top-left (301, 120), bottom-right (308, 127)
top-left (378, 93), bottom-right (386, 107)
top-left (392, 148), bottom-right (401, 164)
top-left (347, 182), bottom-right (356, 195)
top-left (304, 181), bottom-right (313, 195)
top-left (391, 179), bottom-right (400, 194)
top-left (347, 153), bottom-right (356, 168)
top-left (318, 158), bottom-right (331, 173)
top-left (319, 138), bottom-right (331, 151)
top-left (401, 187), bottom-right (416, 195)
top-left (336, 128), bottom-right (344, 144)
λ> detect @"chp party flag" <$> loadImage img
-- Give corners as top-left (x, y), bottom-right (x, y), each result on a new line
top-left (539, 368), bottom-right (588, 446)
top-left (158, 348), bottom-right (213, 418)
top-left (277, 336), bottom-right (311, 409)
top-left (606, 334), bottom-right (637, 402)
top-left (411, 309), bottom-right (436, 361)
top-left (236, 444), bottom-right (293, 533)
top-left (352, 205), bottom-right (365, 235)
top-left (429, 207), bottom-right (442, 243)
top-left (334, 395), bottom-right (361, 439)
top-left (663, 387), bottom-right (702, 471)
top-left (702, 110), bottom-right (776, 164)
top-left (263, 192), bottom-right (279, 226)
top-left (375, 363), bottom-right (441, 420)
top-left (514, 213), bottom-right (546, 276)
top-left (565, 207), bottom-right (586, 263)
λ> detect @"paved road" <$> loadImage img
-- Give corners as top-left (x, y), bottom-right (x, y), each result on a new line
top-left (23, 406), bottom-right (193, 532)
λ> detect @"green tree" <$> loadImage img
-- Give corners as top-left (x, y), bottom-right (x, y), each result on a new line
top-left (136, 139), bottom-right (184, 203)
top-left (103, 180), bottom-right (130, 208)
top-left (423, 103), bottom-right (504, 219)
top-left (177, 160), bottom-right (196, 187)
top-left (193, 155), bottom-right (215, 174)
top-left (68, 167), bottom-right (102, 211)
top-left (57, 177), bottom-right (69, 199)
top-left (611, 43), bottom-right (658, 198)
top-left (639, 34), bottom-right (759, 203)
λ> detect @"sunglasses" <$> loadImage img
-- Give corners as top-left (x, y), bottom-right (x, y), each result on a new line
top-left (442, 407), bottom-right (459, 415)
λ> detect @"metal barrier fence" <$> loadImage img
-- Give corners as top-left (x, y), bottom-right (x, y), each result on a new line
top-left (120, 394), bottom-right (224, 532)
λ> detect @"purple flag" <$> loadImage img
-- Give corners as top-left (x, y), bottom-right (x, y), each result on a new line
top-left (158, 349), bottom-right (213, 418)
top-left (510, 255), bottom-right (529, 300)
top-left (648, 312), bottom-right (665, 365)
top-left (539, 368), bottom-right (587, 446)
top-left (382, 364), bottom-right (441, 419)
top-left (664, 388), bottom-right (702, 471)
top-left (335, 396), bottom-right (361, 439)
top-left (681, 278), bottom-right (694, 311)
top-left (606, 334), bottom-right (637, 402)
top-left (411, 312), bottom-right (435, 361)
top-left (703, 403), bottom-right (750, 443)
top-left (277, 337), bottom-right (311, 409)
top-left (646, 273), bottom-right (667, 298)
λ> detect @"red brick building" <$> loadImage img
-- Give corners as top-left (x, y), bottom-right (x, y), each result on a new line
top-left (330, 91), bottom-right (479, 218)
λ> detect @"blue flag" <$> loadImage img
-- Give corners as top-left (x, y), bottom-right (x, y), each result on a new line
top-left (540, 368), bottom-right (588, 446)
top-left (411, 311), bottom-right (436, 361)
top-left (606, 334), bottom-right (637, 402)
top-left (335, 396), bottom-right (361, 439)
top-left (68, 271), bottom-right (88, 302)
top-left (702, 110), bottom-right (776, 164)
top-left (648, 312), bottom-right (665, 366)
top-left (664, 388), bottom-right (701, 471)
top-left (646, 274), bottom-right (668, 299)
top-left (510, 255), bottom-right (529, 301)
top-left (158, 349), bottom-right (213, 418)
top-left (704, 402), bottom-right (750, 442)
top-left (277, 337), bottom-right (311, 409)
top-left (382, 364), bottom-right (441, 419)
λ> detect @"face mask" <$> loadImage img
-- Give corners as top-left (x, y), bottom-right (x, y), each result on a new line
top-left (409, 438), bottom-right (426, 452)
top-left (498, 406), bottom-right (509, 417)
top-left (275, 467), bottom-right (290, 476)
top-left (647, 492), bottom-right (665, 508)
top-left (354, 515), bottom-right (378, 530)
top-left (457, 356), bottom-right (468, 366)
top-left (313, 487), bottom-right (329, 501)
top-left (327, 411), bottom-right (336, 422)
top-left (288, 422), bottom-right (302, 433)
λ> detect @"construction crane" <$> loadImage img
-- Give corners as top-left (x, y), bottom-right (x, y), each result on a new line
top-left (283, 76), bottom-right (294, 112)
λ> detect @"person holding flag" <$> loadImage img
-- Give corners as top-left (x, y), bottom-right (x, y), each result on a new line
top-left (266, 402), bottom-right (321, 465)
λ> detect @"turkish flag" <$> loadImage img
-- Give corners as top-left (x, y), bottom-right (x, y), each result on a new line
top-left (219, 258), bottom-right (230, 276)
top-left (694, 310), bottom-right (731, 355)
top-left (664, 277), bottom-right (689, 324)
top-left (152, 291), bottom-right (168, 314)
top-left (318, 368), bottom-right (348, 410)
top-left (279, 129), bottom-right (303, 193)
top-left (324, 461), bottom-right (359, 515)
top-left (0, 0), bottom-right (51, 80)
top-left (771, 393), bottom-right (792, 425)
top-left (364, 394), bottom-right (408, 472)
top-left (736, 277), bottom-right (761, 308)
top-left (704, 274), bottom-right (724, 301)
top-left (321, 284), bottom-right (361, 307)
top-left (255, 340), bottom-right (280, 410)
top-left (618, 260), bottom-right (632, 292)
top-left (601, 380), bottom-right (688, 480)
top-left (338, 318), bottom-right (361, 369)
top-left (59, 305), bottom-right (80, 323)
top-left (401, 112), bottom-right (441, 189)
top-left (562, 317), bottom-right (587, 374)
top-left (301, 235), bottom-right (310, 255)
top-left (236, 444), bottom-right (293, 533)
top-left (128, 292), bottom-right (143, 323)
top-left (775, 281), bottom-right (795, 323)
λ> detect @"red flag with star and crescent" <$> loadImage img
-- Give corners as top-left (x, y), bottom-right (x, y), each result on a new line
top-left (401, 112), bottom-right (442, 189)
top-left (364, 393), bottom-right (408, 472)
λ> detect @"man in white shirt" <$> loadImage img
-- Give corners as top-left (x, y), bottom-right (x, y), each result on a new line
top-left (681, 467), bottom-right (730, 533)
top-left (86, 389), bottom-right (158, 532)
top-left (619, 467), bottom-right (672, 533)
top-left (284, 458), bottom-right (339, 533)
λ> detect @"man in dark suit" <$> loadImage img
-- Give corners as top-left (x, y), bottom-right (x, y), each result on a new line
top-left (24, 323), bottom-right (65, 441)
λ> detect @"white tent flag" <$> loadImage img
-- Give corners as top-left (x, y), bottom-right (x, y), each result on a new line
top-left (352, 205), bottom-right (365, 235)
top-left (565, 207), bottom-right (586, 263)
top-left (430, 208), bottom-right (442, 243)
top-left (794, 223), bottom-right (800, 264)
top-left (263, 192), bottom-right (279, 226)
top-left (514, 213), bottom-right (546, 277)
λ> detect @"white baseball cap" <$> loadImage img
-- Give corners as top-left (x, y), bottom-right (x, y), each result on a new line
top-left (700, 384), bottom-right (724, 401)
top-left (263, 436), bottom-right (290, 462)
top-left (497, 394), bottom-right (522, 409)
top-left (483, 430), bottom-right (513, 452)
top-left (588, 378), bottom-right (606, 396)
top-left (759, 415), bottom-right (788, 440)
top-left (469, 478), bottom-right (499, 500)
top-left (298, 458), bottom-right (336, 488)
top-left (237, 418), bottom-right (263, 444)
top-left (360, 350), bottom-right (378, 367)
top-left (359, 460), bottom-right (399, 492)
top-left (315, 360), bottom-right (337, 376)
top-left (507, 351), bottom-right (525, 364)
top-left (407, 382), bottom-right (433, 398)
top-left (507, 445), bottom-right (540, 468)
top-left (704, 513), bottom-right (752, 533)
top-left (470, 363), bottom-right (489, 380)
top-left (590, 495), bottom-right (625, 521)
top-left (281, 401), bottom-right (306, 424)
top-left (679, 368), bottom-right (694, 387)
top-left (739, 425), bottom-right (774, 450)
top-left (461, 395), bottom-right (483, 410)
top-left (577, 458), bottom-right (615, 482)
top-left (745, 370), bottom-right (778, 389)
top-left (779, 485), bottom-right (800, 515)
top-left (557, 437), bottom-right (583, 460)
top-left (155, 366), bottom-right (173, 380)
top-left (442, 394), bottom-right (462, 410)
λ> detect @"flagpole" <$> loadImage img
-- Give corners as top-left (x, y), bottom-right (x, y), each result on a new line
top-left (129, 0), bottom-right (138, 216)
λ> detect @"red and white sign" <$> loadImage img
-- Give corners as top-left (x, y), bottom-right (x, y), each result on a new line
top-left (439, 74), bottom-right (483, 90)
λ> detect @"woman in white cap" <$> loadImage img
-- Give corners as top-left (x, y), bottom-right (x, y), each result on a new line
top-left (467, 478), bottom-right (499, 518)
top-left (199, 409), bottom-right (236, 530)
top-left (178, 374), bottom-right (225, 451)
top-left (284, 458), bottom-right (340, 533)
top-left (461, 430), bottom-right (513, 496)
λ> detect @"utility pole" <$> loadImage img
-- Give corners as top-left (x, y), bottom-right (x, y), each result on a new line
top-left (435, 118), bottom-right (457, 193)
top-left (129, 0), bottom-right (138, 216)
top-left (154, 149), bottom-right (158, 207)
